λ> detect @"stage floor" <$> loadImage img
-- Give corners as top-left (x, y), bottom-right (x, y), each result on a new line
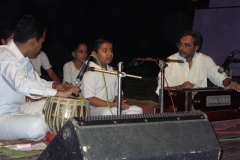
top-left (212, 119), bottom-right (240, 160)
top-left (0, 100), bottom-right (240, 159)
top-left (1, 119), bottom-right (240, 160)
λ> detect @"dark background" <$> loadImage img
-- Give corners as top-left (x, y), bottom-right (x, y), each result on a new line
top-left (0, 0), bottom-right (209, 79)
top-left (193, 7), bottom-right (240, 77)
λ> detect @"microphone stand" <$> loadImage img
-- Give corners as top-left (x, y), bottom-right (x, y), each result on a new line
top-left (117, 62), bottom-right (123, 115)
top-left (90, 62), bottom-right (142, 115)
top-left (136, 57), bottom-right (184, 113)
top-left (159, 60), bottom-right (166, 114)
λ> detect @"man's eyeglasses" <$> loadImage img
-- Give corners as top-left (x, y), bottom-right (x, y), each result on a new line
top-left (176, 42), bottom-right (193, 49)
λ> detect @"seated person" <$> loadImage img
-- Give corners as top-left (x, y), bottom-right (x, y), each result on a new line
top-left (63, 42), bottom-right (88, 84)
top-left (0, 15), bottom-right (79, 141)
top-left (156, 30), bottom-right (240, 94)
top-left (30, 50), bottom-right (61, 83)
top-left (81, 36), bottom-right (143, 116)
top-left (0, 26), bottom-right (14, 45)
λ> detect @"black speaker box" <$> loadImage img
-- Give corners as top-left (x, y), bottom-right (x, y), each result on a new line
top-left (38, 111), bottom-right (221, 160)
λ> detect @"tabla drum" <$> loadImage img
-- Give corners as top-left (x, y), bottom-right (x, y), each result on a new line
top-left (43, 94), bottom-right (90, 134)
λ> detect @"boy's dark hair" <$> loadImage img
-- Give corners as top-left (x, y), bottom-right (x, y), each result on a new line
top-left (14, 15), bottom-right (46, 43)
top-left (89, 36), bottom-right (113, 53)
top-left (180, 30), bottom-right (203, 51)
top-left (0, 28), bottom-right (14, 44)
top-left (72, 42), bottom-right (88, 52)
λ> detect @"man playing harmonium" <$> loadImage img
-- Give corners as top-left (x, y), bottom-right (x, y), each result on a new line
top-left (156, 30), bottom-right (240, 94)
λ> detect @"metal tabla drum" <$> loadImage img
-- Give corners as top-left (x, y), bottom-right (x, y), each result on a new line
top-left (43, 94), bottom-right (90, 134)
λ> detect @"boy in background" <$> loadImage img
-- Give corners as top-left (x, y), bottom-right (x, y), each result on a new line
top-left (63, 42), bottom-right (88, 84)
top-left (0, 26), bottom-right (14, 45)
top-left (30, 50), bottom-right (61, 83)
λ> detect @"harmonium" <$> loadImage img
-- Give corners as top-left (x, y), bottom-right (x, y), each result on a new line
top-left (163, 87), bottom-right (240, 121)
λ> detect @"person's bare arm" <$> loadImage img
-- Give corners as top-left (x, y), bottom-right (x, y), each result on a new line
top-left (28, 84), bottom-right (79, 99)
top-left (46, 68), bottom-right (61, 83)
top-left (111, 96), bottom-right (130, 110)
top-left (223, 78), bottom-right (232, 87)
top-left (86, 97), bottom-right (117, 107)
top-left (55, 86), bottom-right (80, 98)
top-left (165, 81), bottom-right (195, 90)
top-left (224, 78), bottom-right (240, 92)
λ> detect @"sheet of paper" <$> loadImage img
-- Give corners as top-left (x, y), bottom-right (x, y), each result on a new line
top-left (7, 142), bottom-right (47, 151)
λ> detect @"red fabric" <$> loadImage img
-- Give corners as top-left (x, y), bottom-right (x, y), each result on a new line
top-left (45, 132), bottom-right (56, 143)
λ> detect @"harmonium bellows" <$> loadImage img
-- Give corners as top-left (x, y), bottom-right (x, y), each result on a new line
top-left (164, 87), bottom-right (240, 112)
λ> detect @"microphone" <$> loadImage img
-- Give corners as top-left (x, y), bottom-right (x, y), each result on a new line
top-left (165, 59), bottom-right (184, 63)
top-left (72, 56), bottom-right (91, 88)
top-left (217, 66), bottom-right (225, 74)
top-left (136, 58), bottom-right (184, 63)
top-left (218, 51), bottom-right (236, 73)
top-left (76, 56), bottom-right (91, 81)
top-left (123, 58), bottom-right (142, 68)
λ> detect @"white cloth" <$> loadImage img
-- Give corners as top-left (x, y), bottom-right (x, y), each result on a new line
top-left (81, 62), bottom-right (143, 116)
top-left (90, 106), bottom-right (143, 116)
top-left (0, 40), bottom-right (56, 140)
top-left (63, 61), bottom-right (80, 83)
top-left (29, 51), bottom-right (52, 76)
top-left (155, 52), bottom-right (229, 95)
top-left (0, 99), bottom-right (49, 141)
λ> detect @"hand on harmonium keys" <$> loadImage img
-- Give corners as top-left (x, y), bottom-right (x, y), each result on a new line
top-left (180, 81), bottom-right (195, 89)
top-left (224, 81), bottom-right (240, 92)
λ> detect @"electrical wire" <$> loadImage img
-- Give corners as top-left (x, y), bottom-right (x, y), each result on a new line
top-left (91, 54), bottom-right (113, 115)
top-left (215, 131), bottom-right (240, 134)
top-left (219, 137), bottom-right (240, 142)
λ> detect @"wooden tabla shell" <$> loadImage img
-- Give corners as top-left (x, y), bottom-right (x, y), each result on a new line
top-left (43, 95), bottom-right (90, 134)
